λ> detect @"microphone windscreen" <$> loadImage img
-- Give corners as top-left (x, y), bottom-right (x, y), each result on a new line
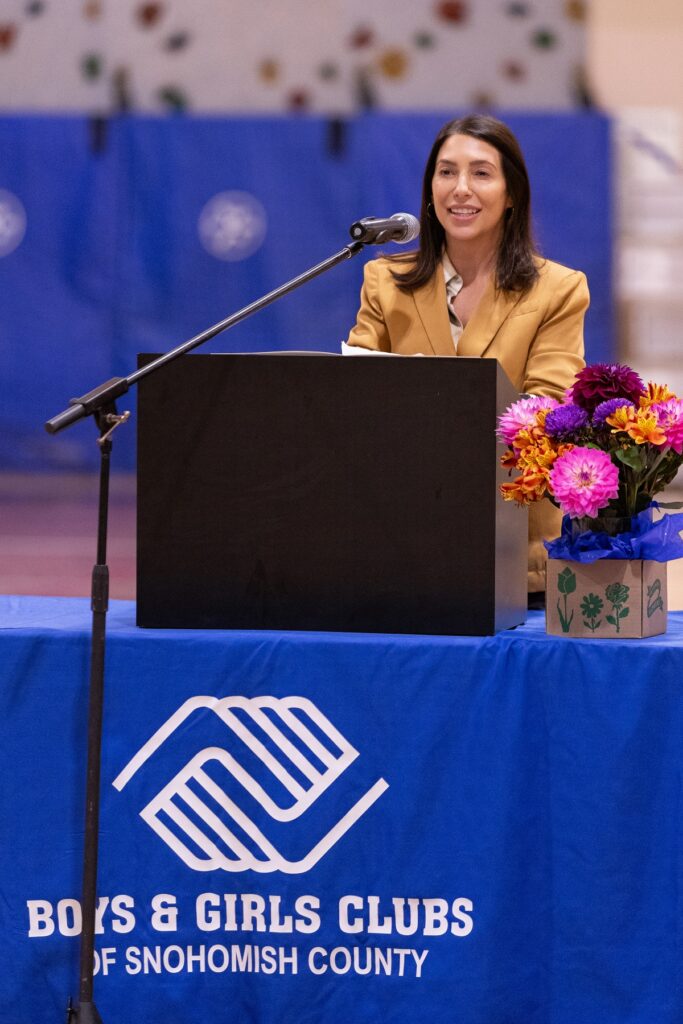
top-left (395, 213), bottom-right (420, 243)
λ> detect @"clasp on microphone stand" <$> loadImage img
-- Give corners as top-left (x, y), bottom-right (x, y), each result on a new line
top-left (96, 410), bottom-right (131, 447)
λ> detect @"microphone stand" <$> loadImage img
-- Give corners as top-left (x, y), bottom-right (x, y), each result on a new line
top-left (48, 237), bottom-right (366, 1024)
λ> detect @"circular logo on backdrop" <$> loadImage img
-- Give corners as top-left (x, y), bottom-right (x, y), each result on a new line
top-left (198, 191), bottom-right (267, 261)
top-left (0, 190), bottom-right (26, 257)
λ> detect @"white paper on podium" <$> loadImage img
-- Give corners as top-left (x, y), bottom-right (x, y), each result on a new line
top-left (340, 342), bottom-right (423, 356)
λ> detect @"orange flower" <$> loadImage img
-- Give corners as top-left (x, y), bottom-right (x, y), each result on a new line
top-left (519, 436), bottom-right (570, 470)
top-left (501, 438), bottom-right (573, 504)
top-left (626, 409), bottom-right (667, 446)
top-left (512, 422), bottom-right (545, 449)
top-left (501, 469), bottom-right (548, 504)
top-left (500, 448), bottom-right (519, 470)
top-left (640, 382), bottom-right (676, 408)
top-left (500, 477), bottom-right (527, 503)
top-left (606, 404), bottom-right (637, 433)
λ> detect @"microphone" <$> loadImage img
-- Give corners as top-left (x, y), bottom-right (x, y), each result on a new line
top-left (349, 212), bottom-right (420, 245)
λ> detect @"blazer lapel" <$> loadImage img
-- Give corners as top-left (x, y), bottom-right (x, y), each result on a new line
top-left (457, 277), bottom-right (524, 358)
top-left (411, 270), bottom-right (455, 356)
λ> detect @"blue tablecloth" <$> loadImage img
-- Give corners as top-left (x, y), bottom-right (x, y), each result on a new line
top-left (1, 596), bottom-right (682, 1024)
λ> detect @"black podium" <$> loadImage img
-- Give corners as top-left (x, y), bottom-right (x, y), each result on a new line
top-left (136, 353), bottom-right (527, 635)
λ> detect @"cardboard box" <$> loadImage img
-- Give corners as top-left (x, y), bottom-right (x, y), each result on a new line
top-left (545, 559), bottom-right (667, 638)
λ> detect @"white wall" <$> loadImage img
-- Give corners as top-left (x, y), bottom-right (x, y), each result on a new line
top-left (587, 0), bottom-right (683, 392)
top-left (588, 0), bottom-right (683, 116)
top-left (0, 0), bottom-right (586, 113)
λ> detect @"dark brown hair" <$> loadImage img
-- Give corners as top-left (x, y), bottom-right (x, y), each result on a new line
top-left (392, 114), bottom-right (539, 294)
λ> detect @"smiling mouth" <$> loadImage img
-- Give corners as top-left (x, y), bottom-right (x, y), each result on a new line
top-left (448, 206), bottom-right (481, 218)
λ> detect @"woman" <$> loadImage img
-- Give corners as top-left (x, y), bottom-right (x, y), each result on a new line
top-left (345, 114), bottom-right (588, 599)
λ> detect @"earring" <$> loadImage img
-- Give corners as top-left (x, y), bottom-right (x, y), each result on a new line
top-left (427, 201), bottom-right (435, 217)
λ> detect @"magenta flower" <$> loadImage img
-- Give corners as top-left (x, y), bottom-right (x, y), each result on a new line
top-left (653, 398), bottom-right (683, 453)
top-left (497, 394), bottom-right (559, 447)
top-left (569, 363), bottom-right (644, 414)
top-left (549, 447), bottom-right (620, 518)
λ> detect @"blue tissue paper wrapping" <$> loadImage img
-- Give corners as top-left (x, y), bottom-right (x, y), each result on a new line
top-left (545, 506), bottom-right (683, 563)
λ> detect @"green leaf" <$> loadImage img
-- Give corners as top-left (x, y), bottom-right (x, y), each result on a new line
top-left (606, 614), bottom-right (616, 626)
top-left (557, 567), bottom-right (576, 595)
top-left (618, 607), bottom-right (630, 620)
top-left (615, 446), bottom-right (646, 471)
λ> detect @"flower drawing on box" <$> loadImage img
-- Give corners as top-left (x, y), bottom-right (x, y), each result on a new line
top-left (580, 592), bottom-right (603, 632)
top-left (605, 582), bottom-right (630, 633)
top-left (647, 579), bottom-right (664, 618)
top-left (556, 566), bottom-right (576, 633)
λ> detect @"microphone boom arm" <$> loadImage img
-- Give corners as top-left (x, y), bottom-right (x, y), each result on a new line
top-left (45, 238), bottom-right (366, 434)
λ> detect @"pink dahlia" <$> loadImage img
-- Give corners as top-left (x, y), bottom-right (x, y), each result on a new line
top-left (497, 394), bottom-right (559, 447)
top-left (569, 363), bottom-right (644, 414)
top-left (652, 398), bottom-right (683, 453)
top-left (549, 446), bottom-right (620, 518)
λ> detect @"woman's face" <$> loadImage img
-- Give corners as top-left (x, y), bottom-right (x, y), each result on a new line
top-left (431, 133), bottom-right (511, 252)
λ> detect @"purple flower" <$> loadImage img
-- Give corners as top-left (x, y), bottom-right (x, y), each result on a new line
top-left (544, 403), bottom-right (589, 441)
top-left (569, 363), bottom-right (644, 414)
top-left (592, 398), bottom-right (634, 427)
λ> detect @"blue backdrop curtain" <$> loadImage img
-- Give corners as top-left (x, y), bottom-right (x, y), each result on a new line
top-left (0, 113), bottom-right (612, 471)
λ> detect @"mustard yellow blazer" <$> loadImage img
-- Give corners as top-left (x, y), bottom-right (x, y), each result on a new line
top-left (346, 256), bottom-right (589, 590)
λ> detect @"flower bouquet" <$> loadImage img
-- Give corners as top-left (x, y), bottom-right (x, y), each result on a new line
top-left (497, 363), bottom-right (683, 637)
